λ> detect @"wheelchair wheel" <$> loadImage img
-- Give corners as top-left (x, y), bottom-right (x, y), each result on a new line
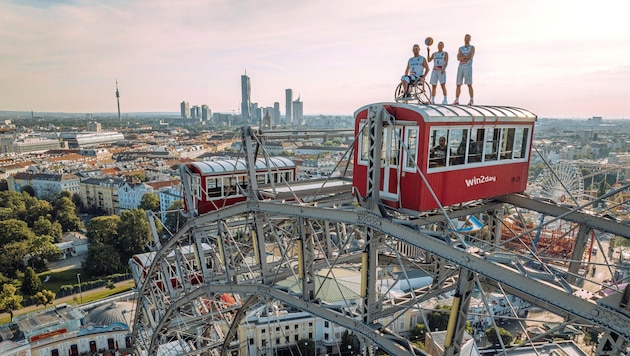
top-left (415, 80), bottom-right (431, 104)
top-left (394, 83), bottom-right (408, 102)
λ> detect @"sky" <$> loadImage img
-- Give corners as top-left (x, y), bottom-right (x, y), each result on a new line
top-left (1, 0), bottom-right (629, 119)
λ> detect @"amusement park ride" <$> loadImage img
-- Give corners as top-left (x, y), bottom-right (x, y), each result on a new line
top-left (129, 102), bottom-right (630, 356)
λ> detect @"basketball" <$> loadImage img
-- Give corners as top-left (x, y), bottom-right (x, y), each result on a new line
top-left (425, 37), bottom-right (434, 46)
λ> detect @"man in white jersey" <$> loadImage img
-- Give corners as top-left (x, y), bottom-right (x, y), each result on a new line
top-left (454, 34), bottom-right (475, 105)
top-left (400, 44), bottom-right (429, 99)
top-left (427, 41), bottom-right (449, 104)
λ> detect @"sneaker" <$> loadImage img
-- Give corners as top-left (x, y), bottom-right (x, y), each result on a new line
top-left (430, 99), bottom-right (435, 104)
top-left (453, 100), bottom-right (459, 105)
top-left (468, 99), bottom-right (474, 105)
top-left (441, 98), bottom-right (448, 105)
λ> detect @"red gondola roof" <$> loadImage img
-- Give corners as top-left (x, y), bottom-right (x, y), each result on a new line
top-left (188, 157), bottom-right (295, 175)
top-left (354, 103), bottom-right (537, 122)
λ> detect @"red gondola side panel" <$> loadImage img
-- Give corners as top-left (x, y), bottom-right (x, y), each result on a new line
top-left (353, 103), bottom-right (536, 213)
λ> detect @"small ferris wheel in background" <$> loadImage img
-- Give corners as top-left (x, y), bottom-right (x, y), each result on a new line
top-left (530, 160), bottom-right (584, 205)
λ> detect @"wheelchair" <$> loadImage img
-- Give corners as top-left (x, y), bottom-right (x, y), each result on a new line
top-left (395, 76), bottom-right (431, 104)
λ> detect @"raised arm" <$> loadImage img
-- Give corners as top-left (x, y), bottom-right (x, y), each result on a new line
top-left (422, 59), bottom-right (430, 78)
top-left (427, 48), bottom-right (433, 62)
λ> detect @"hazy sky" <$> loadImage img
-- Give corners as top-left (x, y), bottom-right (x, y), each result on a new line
top-left (1, 0), bottom-right (629, 118)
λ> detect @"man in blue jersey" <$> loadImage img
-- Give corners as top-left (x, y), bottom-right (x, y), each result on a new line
top-left (453, 34), bottom-right (475, 105)
top-left (427, 41), bottom-right (449, 104)
top-left (400, 44), bottom-right (429, 98)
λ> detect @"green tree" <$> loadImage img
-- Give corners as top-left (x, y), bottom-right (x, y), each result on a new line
top-left (427, 304), bottom-right (452, 331)
top-left (0, 179), bottom-right (8, 191)
top-left (485, 326), bottom-right (514, 346)
top-left (0, 207), bottom-right (15, 221)
top-left (86, 215), bottom-right (121, 245)
top-left (53, 197), bottom-right (83, 232)
top-left (296, 338), bottom-right (316, 356)
top-left (24, 199), bottom-right (53, 227)
top-left (0, 219), bottom-right (36, 276)
top-left (340, 330), bottom-right (356, 355)
top-left (128, 171), bottom-right (147, 182)
top-left (21, 185), bottom-right (36, 197)
top-left (71, 192), bottom-right (84, 212)
top-left (29, 234), bottom-right (62, 267)
top-left (584, 328), bottom-right (600, 346)
top-left (140, 193), bottom-right (160, 212)
top-left (0, 283), bottom-right (23, 321)
top-left (56, 190), bottom-right (73, 200)
top-left (410, 323), bottom-right (427, 342)
top-left (32, 217), bottom-right (63, 242)
top-left (164, 200), bottom-right (188, 235)
top-left (0, 191), bottom-right (27, 220)
top-left (422, 305), bottom-right (473, 337)
top-left (34, 289), bottom-right (56, 308)
top-left (21, 267), bottom-right (42, 296)
top-left (117, 209), bottom-right (152, 260)
top-left (83, 243), bottom-right (125, 277)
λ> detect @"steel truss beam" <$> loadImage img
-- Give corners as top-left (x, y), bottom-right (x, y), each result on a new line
top-left (133, 200), bottom-right (630, 355)
top-left (496, 193), bottom-right (630, 238)
top-left (153, 284), bottom-right (417, 356)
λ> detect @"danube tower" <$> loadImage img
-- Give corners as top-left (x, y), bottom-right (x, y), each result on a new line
top-left (241, 72), bottom-right (251, 121)
top-left (115, 80), bottom-right (121, 122)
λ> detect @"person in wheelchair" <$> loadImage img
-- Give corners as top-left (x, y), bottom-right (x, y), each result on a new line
top-left (400, 44), bottom-right (429, 99)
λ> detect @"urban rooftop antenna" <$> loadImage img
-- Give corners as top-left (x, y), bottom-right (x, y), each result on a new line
top-left (115, 80), bottom-right (121, 121)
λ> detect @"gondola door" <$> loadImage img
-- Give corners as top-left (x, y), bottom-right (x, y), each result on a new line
top-left (380, 125), bottom-right (402, 204)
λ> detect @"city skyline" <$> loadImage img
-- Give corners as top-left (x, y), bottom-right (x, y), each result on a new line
top-left (1, 0), bottom-right (629, 119)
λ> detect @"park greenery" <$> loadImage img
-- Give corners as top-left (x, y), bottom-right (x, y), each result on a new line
top-left (0, 187), bottom-right (159, 321)
top-left (0, 190), bottom-right (76, 278)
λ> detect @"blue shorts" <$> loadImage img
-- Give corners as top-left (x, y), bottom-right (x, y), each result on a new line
top-left (401, 75), bottom-right (419, 83)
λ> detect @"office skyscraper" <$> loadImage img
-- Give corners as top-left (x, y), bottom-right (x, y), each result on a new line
top-left (241, 73), bottom-right (251, 121)
top-left (180, 101), bottom-right (190, 119)
top-left (285, 89), bottom-right (293, 123)
top-left (292, 96), bottom-right (303, 125)
top-left (273, 102), bottom-right (280, 123)
top-left (201, 105), bottom-right (211, 121)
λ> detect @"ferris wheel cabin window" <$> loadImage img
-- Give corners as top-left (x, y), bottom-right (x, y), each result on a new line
top-left (359, 121), bottom-right (369, 165)
top-left (403, 127), bottom-right (418, 171)
top-left (191, 174), bottom-right (202, 199)
top-left (484, 128), bottom-right (500, 162)
top-left (449, 128), bottom-right (468, 166)
top-left (500, 128), bottom-right (516, 159)
top-left (205, 177), bottom-right (222, 198)
top-left (513, 127), bottom-right (529, 159)
top-left (428, 125), bottom-right (531, 171)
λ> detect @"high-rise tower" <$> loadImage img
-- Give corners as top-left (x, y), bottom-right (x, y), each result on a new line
top-left (241, 72), bottom-right (251, 121)
top-left (115, 80), bottom-right (121, 122)
top-left (180, 101), bottom-right (190, 118)
top-left (285, 89), bottom-right (293, 123)
top-left (292, 96), bottom-right (303, 125)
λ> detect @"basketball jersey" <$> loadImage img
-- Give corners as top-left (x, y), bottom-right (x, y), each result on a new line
top-left (433, 52), bottom-right (446, 70)
top-left (408, 56), bottom-right (425, 76)
top-left (459, 45), bottom-right (474, 66)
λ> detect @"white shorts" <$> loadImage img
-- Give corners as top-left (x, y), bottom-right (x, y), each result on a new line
top-left (430, 69), bottom-right (446, 85)
top-left (456, 65), bottom-right (473, 85)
